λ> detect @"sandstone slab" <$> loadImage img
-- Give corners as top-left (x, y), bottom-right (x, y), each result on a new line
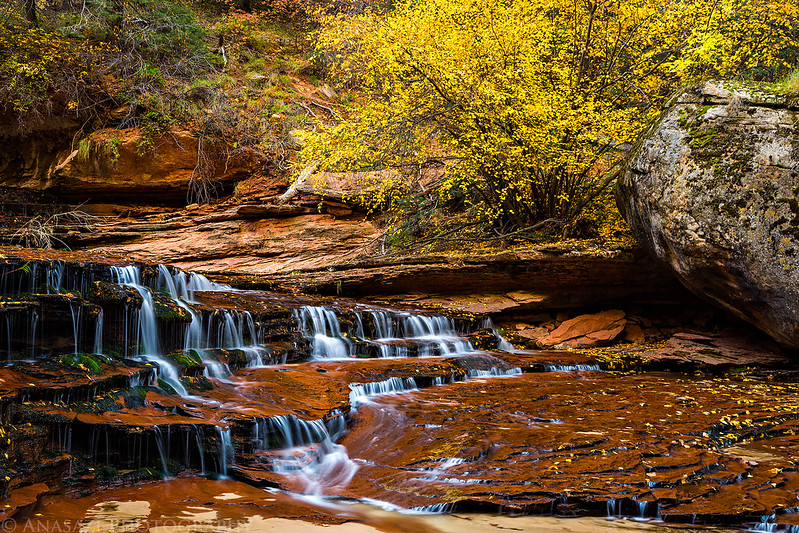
top-left (537, 310), bottom-right (627, 348)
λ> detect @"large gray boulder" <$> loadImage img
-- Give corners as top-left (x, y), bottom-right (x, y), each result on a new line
top-left (617, 81), bottom-right (799, 349)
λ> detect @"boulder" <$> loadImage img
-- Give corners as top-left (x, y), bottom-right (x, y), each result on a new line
top-left (617, 81), bottom-right (799, 349)
top-left (536, 309), bottom-right (627, 348)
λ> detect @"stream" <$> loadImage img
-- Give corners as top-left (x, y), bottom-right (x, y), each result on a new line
top-left (0, 254), bottom-right (797, 532)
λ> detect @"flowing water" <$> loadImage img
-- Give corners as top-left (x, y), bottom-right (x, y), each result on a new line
top-left (0, 257), bottom-right (796, 532)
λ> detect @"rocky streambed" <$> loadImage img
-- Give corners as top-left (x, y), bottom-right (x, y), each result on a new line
top-left (0, 247), bottom-right (796, 532)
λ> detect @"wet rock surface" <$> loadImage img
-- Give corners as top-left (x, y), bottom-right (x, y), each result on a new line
top-left (0, 248), bottom-right (794, 532)
top-left (340, 371), bottom-right (799, 522)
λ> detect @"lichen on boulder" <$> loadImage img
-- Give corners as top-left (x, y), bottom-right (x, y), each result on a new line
top-left (617, 80), bottom-right (799, 348)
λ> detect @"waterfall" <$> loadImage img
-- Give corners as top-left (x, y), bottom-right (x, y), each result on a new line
top-left (152, 426), bottom-right (170, 478)
top-left (156, 264), bottom-right (268, 376)
top-left (410, 503), bottom-right (455, 514)
top-left (481, 317), bottom-right (518, 352)
top-left (296, 306), bottom-right (476, 359)
top-left (111, 266), bottom-right (188, 396)
top-left (194, 425), bottom-right (206, 475)
top-left (403, 314), bottom-right (473, 356)
top-left (466, 367), bottom-right (522, 378)
top-left (29, 310), bottom-right (38, 359)
top-left (46, 261), bottom-right (65, 294)
top-left (543, 364), bottom-right (602, 372)
top-left (69, 299), bottom-right (82, 354)
top-left (254, 413), bottom-right (356, 495)
top-left (159, 265), bottom-right (231, 304)
top-left (216, 427), bottom-right (233, 478)
top-left (296, 306), bottom-right (352, 359)
top-left (349, 377), bottom-right (418, 407)
top-left (365, 311), bottom-right (407, 358)
top-left (93, 310), bottom-right (103, 355)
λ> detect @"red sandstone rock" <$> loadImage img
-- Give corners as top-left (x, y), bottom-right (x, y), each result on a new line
top-left (0, 483), bottom-right (49, 521)
top-left (537, 310), bottom-right (627, 348)
top-left (622, 323), bottom-right (646, 343)
top-left (6, 128), bottom-right (260, 204)
top-left (516, 326), bottom-right (550, 341)
top-left (646, 332), bottom-right (788, 367)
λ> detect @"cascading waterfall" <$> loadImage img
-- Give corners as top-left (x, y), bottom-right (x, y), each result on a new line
top-left (159, 266), bottom-right (231, 304)
top-left (157, 265), bottom-right (231, 379)
top-left (481, 317), bottom-right (518, 352)
top-left (296, 306), bottom-right (476, 359)
top-left (69, 299), bottom-right (82, 354)
top-left (253, 413), bottom-right (356, 495)
top-left (0, 256), bottom-right (552, 519)
top-left (193, 425), bottom-right (207, 475)
top-left (404, 314), bottom-right (473, 356)
top-left (46, 261), bottom-right (65, 294)
top-left (152, 426), bottom-right (170, 478)
top-left (543, 364), bottom-right (602, 372)
top-left (349, 377), bottom-right (418, 407)
top-left (466, 367), bottom-right (522, 378)
top-left (368, 311), bottom-right (407, 358)
top-left (216, 427), bottom-right (233, 478)
top-left (156, 265), bottom-right (267, 375)
top-left (29, 310), bottom-right (38, 359)
top-left (111, 266), bottom-right (188, 396)
top-left (296, 306), bottom-right (352, 359)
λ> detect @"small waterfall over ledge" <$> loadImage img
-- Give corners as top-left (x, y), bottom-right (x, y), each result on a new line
top-left (295, 305), bottom-right (476, 359)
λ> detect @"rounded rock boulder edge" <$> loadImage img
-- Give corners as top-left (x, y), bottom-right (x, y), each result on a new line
top-left (617, 80), bottom-right (799, 349)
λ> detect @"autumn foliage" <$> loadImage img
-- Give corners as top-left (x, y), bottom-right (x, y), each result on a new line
top-left (301, 0), bottom-right (799, 229)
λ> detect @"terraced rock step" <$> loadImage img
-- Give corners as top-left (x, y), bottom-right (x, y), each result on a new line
top-left (0, 247), bottom-right (796, 533)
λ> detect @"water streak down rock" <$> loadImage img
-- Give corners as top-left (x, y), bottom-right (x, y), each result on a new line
top-left (618, 81), bottom-right (799, 348)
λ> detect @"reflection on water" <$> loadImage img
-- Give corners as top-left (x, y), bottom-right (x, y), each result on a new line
top-left (81, 501), bottom-right (150, 533)
top-left (39, 488), bottom-right (740, 533)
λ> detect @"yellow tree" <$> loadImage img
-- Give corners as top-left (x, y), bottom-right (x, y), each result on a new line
top-left (300, 0), bottom-right (798, 228)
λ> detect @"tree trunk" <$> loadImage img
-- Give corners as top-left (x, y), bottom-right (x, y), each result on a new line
top-left (25, 0), bottom-right (38, 26)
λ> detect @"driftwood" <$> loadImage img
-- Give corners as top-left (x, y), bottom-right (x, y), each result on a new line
top-left (276, 161), bottom-right (319, 205)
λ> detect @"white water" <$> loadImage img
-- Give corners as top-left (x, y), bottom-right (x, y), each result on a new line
top-left (46, 260), bottom-right (65, 294)
top-left (217, 427), bottom-right (234, 478)
top-left (152, 426), bottom-right (170, 478)
top-left (349, 377), bottom-right (418, 407)
top-left (544, 364), bottom-right (602, 372)
top-left (297, 306), bottom-right (352, 359)
top-left (254, 413), bottom-right (358, 495)
top-left (69, 299), bottom-right (82, 354)
top-left (297, 306), bottom-right (476, 359)
top-left (466, 366), bottom-right (522, 378)
top-left (111, 266), bottom-right (188, 396)
top-left (93, 310), bottom-right (103, 355)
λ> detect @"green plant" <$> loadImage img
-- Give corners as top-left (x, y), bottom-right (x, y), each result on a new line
top-left (106, 137), bottom-right (121, 164)
top-left (136, 111), bottom-right (172, 154)
top-left (76, 138), bottom-right (91, 162)
top-left (776, 68), bottom-right (799, 95)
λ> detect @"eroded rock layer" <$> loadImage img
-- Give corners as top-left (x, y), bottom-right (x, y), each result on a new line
top-left (0, 247), bottom-right (794, 532)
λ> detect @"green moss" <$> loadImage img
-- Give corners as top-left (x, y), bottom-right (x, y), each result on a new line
top-left (151, 293), bottom-right (190, 321)
top-left (689, 128), bottom-right (719, 148)
top-left (128, 386), bottom-right (148, 401)
top-left (157, 379), bottom-right (180, 395)
top-left (58, 353), bottom-right (104, 374)
top-left (185, 376), bottom-right (213, 392)
top-left (168, 350), bottom-right (201, 368)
